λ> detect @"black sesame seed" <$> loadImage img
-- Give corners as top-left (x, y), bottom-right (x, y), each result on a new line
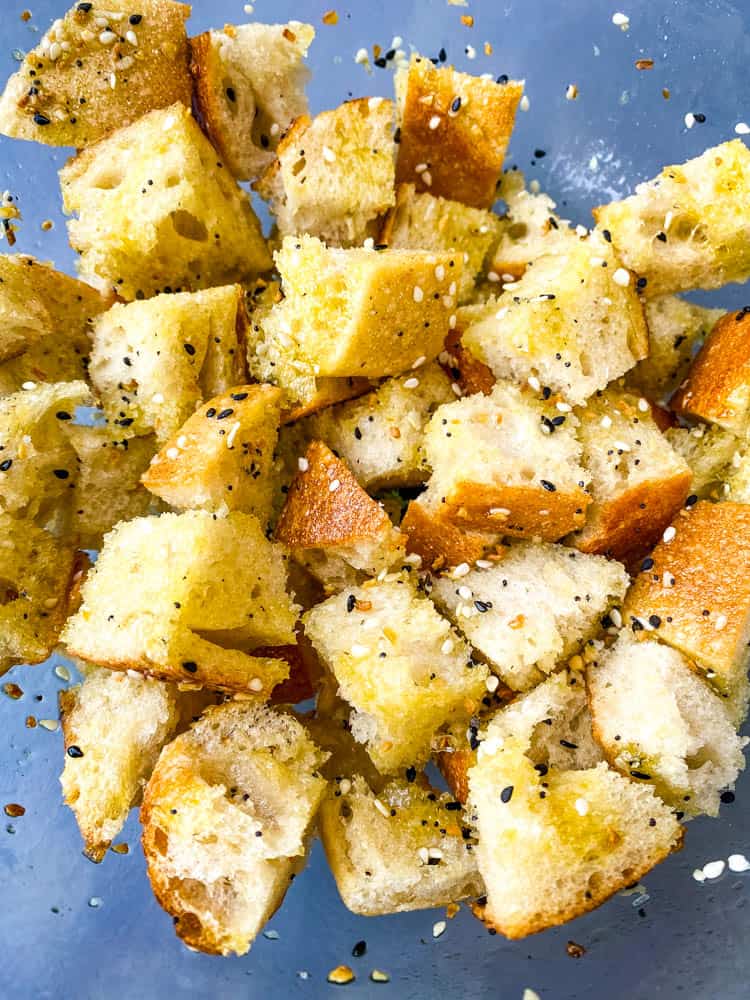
top-left (451, 96), bottom-right (462, 112)
top-left (641, 557), bottom-right (654, 571)
top-left (720, 790), bottom-right (736, 804)
top-left (500, 785), bottom-right (513, 803)
top-left (52, 469), bottom-right (70, 480)
top-left (0, 459), bottom-right (12, 472)
top-left (540, 480), bottom-right (556, 492)
top-left (67, 745), bottom-right (84, 758)
top-left (474, 600), bottom-right (491, 613)
top-left (216, 408), bottom-right (234, 420)
top-left (129, 13), bottom-right (143, 24)
top-left (438, 47), bottom-right (447, 62)
top-left (183, 342), bottom-right (196, 356)
top-left (496, 74), bottom-right (508, 84)
top-left (353, 426), bottom-right (362, 440)
top-left (56, 411), bottom-right (72, 421)
top-left (534, 763), bottom-right (548, 776)
top-left (33, 112), bottom-right (51, 126)
top-left (656, 231), bottom-right (667, 242)
top-left (601, 229), bottom-right (612, 243)
top-left (534, 148), bottom-right (546, 158)
top-left (231, 392), bottom-right (248, 401)
top-left (636, 277), bottom-right (648, 289)
top-left (374, 57), bottom-right (387, 68)
top-left (351, 940), bottom-right (367, 958)
top-left (77, 2), bottom-right (93, 10)
top-left (226, 87), bottom-right (236, 102)
top-left (694, 112), bottom-right (706, 123)
top-left (346, 594), bottom-right (356, 613)
top-left (648, 614), bottom-right (662, 628)
top-left (405, 766), bottom-right (416, 783)
top-left (559, 739), bottom-right (578, 749)
top-left (205, 407), bottom-right (217, 418)
top-left (182, 661), bottom-right (198, 674)
top-left (630, 770), bottom-right (652, 781)
top-left (445, 801), bottom-right (462, 811)
top-left (685, 494), bottom-right (698, 508)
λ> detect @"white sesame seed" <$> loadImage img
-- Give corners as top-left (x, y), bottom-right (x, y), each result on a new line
top-left (48, 41), bottom-right (62, 61)
top-left (339, 778), bottom-right (351, 795)
top-left (486, 675), bottom-right (499, 693)
top-left (663, 572), bottom-right (675, 587)
top-left (728, 853), bottom-right (750, 872)
top-left (99, 30), bottom-right (117, 45)
top-left (412, 355), bottom-right (427, 369)
top-left (636, 397), bottom-right (650, 413)
top-left (322, 145), bottom-right (336, 163)
top-left (351, 643), bottom-right (370, 658)
top-left (613, 440), bottom-right (631, 452)
top-left (692, 868), bottom-right (707, 883)
top-left (373, 798), bottom-right (390, 817)
top-left (452, 562), bottom-right (471, 578)
top-left (413, 285), bottom-right (424, 303)
top-left (21, 381), bottom-right (36, 390)
top-left (714, 614), bottom-right (728, 631)
top-left (249, 677), bottom-right (263, 692)
top-left (613, 267), bottom-right (631, 286)
top-left (434, 264), bottom-right (445, 281)
top-left (126, 29), bottom-right (138, 46)
top-left (589, 154), bottom-right (599, 171)
top-left (433, 920), bottom-right (447, 938)
top-left (226, 422), bottom-right (241, 449)
top-left (297, 457), bottom-right (309, 472)
top-left (355, 47), bottom-right (370, 65)
top-left (421, 170), bottom-right (433, 187)
top-left (610, 607), bottom-right (622, 628)
top-left (486, 271), bottom-right (501, 283)
top-left (662, 525), bottom-right (676, 543)
top-left (575, 224), bottom-right (589, 238)
top-left (428, 115), bottom-right (441, 130)
top-left (441, 638), bottom-right (454, 655)
top-left (574, 798), bottom-right (589, 816)
top-left (520, 94), bottom-right (530, 112)
top-left (600, 414), bottom-right (613, 429)
top-left (458, 585), bottom-right (473, 600)
top-left (428, 847), bottom-right (443, 860)
top-left (523, 991), bottom-right (542, 1000)
top-left (363, 237), bottom-right (375, 250)
top-left (403, 377), bottom-right (419, 389)
top-left (476, 559), bottom-right (493, 569)
top-left (418, 846), bottom-right (429, 864)
top-left (39, 719), bottom-right (59, 732)
top-left (612, 12), bottom-right (630, 28)
top-left (328, 478), bottom-right (341, 492)
top-left (465, 44), bottom-right (476, 59)
top-left (736, 122), bottom-right (750, 135)
top-left (166, 447), bottom-right (179, 461)
top-left (176, 435), bottom-right (187, 448)
top-left (527, 375), bottom-right (541, 392)
top-left (703, 860), bottom-right (725, 880)
top-left (557, 401), bottom-right (572, 413)
top-left (54, 664), bottom-right (71, 682)
top-left (501, 273), bottom-right (516, 283)
top-left (449, 314), bottom-right (457, 329)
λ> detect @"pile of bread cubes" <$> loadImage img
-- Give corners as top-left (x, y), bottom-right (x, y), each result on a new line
top-left (2, 0), bottom-right (750, 957)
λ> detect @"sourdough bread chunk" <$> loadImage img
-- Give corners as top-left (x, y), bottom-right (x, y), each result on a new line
top-left (588, 634), bottom-right (746, 817)
top-left (420, 381), bottom-right (590, 539)
top-left (461, 239), bottom-right (649, 405)
top-left (570, 388), bottom-right (692, 565)
top-left (142, 385), bottom-right (282, 523)
top-left (60, 103), bottom-right (271, 300)
top-left (394, 55), bottom-right (523, 209)
top-left (255, 98), bottom-right (396, 246)
top-left (91, 286), bottom-right (247, 445)
top-left (665, 424), bottom-right (739, 499)
top-left (303, 575), bottom-right (488, 772)
top-left (320, 776), bottom-right (483, 915)
top-left (401, 499), bottom-right (503, 572)
top-left (0, 1), bottom-right (191, 148)
top-left (190, 22), bottom-right (314, 182)
top-left (594, 140), bottom-right (750, 296)
top-left (141, 702), bottom-right (328, 956)
top-left (62, 510), bottom-right (298, 694)
top-left (430, 542), bottom-right (628, 691)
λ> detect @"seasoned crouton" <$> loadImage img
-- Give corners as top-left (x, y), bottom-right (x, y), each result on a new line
top-left (664, 424), bottom-right (739, 499)
top-left (441, 327), bottom-right (496, 398)
top-left (141, 701), bottom-right (328, 955)
top-left (394, 55), bottom-right (523, 209)
top-left (60, 103), bottom-right (271, 300)
top-left (588, 634), bottom-right (746, 817)
top-left (190, 22), bottom-right (314, 182)
top-left (303, 575), bottom-right (488, 772)
top-left (62, 510), bottom-right (299, 694)
top-left (400, 499), bottom-right (503, 572)
top-left (594, 140), bottom-right (750, 296)
top-left (0, 1), bottom-right (191, 148)
top-left (255, 98), bottom-right (396, 246)
top-left (429, 542), bottom-right (628, 691)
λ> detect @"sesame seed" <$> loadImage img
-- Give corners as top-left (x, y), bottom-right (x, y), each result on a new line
top-left (520, 94), bottom-right (530, 112)
top-left (702, 860), bottom-right (725, 880)
top-left (434, 264), bottom-right (445, 281)
top-left (684, 112), bottom-right (696, 129)
top-left (441, 638), bottom-right (454, 655)
top-left (329, 478), bottom-right (341, 492)
top-left (412, 355), bottom-right (427, 369)
top-left (527, 375), bottom-right (541, 392)
top-left (99, 30), bottom-right (117, 45)
top-left (458, 585), bottom-right (473, 600)
top-left (355, 47), bottom-right (369, 65)
top-left (692, 868), bottom-right (707, 883)
top-left (322, 145), bottom-right (336, 163)
top-left (370, 970), bottom-right (390, 983)
top-left (403, 377), bottom-right (419, 389)
top-left (728, 853), bottom-right (750, 872)
top-left (613, 267), bottom-right (630, 286)
top-left (612, 11), bottom-right (630, 28)
top-left (298, 457), bottom-right (309, 472)
top-left (735, 122), bottom-right (750, 135)
top-left (637, 397), bottom-right (650, 412)
top-left (714, 614), bottom-right (728, 631)
top-left (126, 29), bottom-right (138, 46)
top-left (432, 920), bottom-right (446, 938)
top-left (413, 285), bottom-right (424, 303)
top-left (574, 798), bottom-right (589, 816)
top-left (248, 677), bottom-right (263, 692)
top-left (373, 798), bottom-right (390, 817)
top-left (500, 785), bottom-right (513, 803)
top-left (429, 115), bottom-right (441, 130)
top-left (662, 525), bottom-right (676, 543)
top-left (486, 675), bottom-right (499, 693)
top-left (166, 448), bottom-right (179, 460)
top-left (452, 562), bottom-right (470, 578)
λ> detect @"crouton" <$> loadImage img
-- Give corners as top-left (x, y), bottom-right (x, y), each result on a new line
top-left (90, 286), bottom-right (247, 444)
top-left (664, 424), bottom-right (739, 499)
top-left (62, 510), bottom-right (299, 694)
top-left (429, 542), bottom-right (628, 691)
top-left (319, 775), bottom-right (483, 915)
top-left (141, 701), bottom-right (328, 955)
top-left (254, 98), bottom-right (396, 246)
top-left (400, 499), bottom-right (503, 572)
top-left (303, 575), bottom-right (488, 772)
top-left (275, 441), bottom-right (405, 589)
top-left (594, 140), bottom-right (750, 296)
top-left (142, 385), bottom-right (282, 523)
top-left (569, 388), bottom-right (692, 566)
top-left (461, 239), bottom-right (649, 405)
top-left (0, 1), bottom-right (191, 148)
top-left (394, 55), bottom-right (523, 209)
top-left (60, 103), bottom-right (271, 300)
top-left (441, 327), bottom-right (496, 397)
top-left (588, 634), bottom-right (746, 817)
top-left (419, 381), bottom-right (590, 539)
top-left (190, 22), bottom-right (314, 182)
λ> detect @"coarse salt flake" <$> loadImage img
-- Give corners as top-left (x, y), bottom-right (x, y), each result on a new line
top-left (612, 11), bottom-right (630, 28)
top-left (728, 854), bottom-right (750, 872)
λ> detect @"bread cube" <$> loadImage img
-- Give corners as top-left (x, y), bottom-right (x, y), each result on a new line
top-left (255, 98), bottom-right (396, 246)
top-left (0, 1), bottom-right (191, 148)
top-left (570, 388), bottom-right (692, 566)
top-left (190, 21), bottom-right (314, 181)
top-left (60, 103), bottom-right (271, 300)
top-left (461, 239), bottom-right (648, 405)
top-left (595, 140), bottom-right (750, 297)
top-left (429, 542), bottom-right (628, 691)
top-left (90, 286), bottom-right (247, 444)
top-left (401, 499), bottom-right (503, 572)
top-left (62, 510), bottom-right (299, 694)
top-left (394, 55), bottom-right (523, 209)
top-left (588, 634), bottom-right (746, 817)
top-left (665, 424), bottom-right (739, 499)
top-left (320, 775), bottom-right (483, 915)
top-left (141, 701), bottom-right (328, 955)
top-left (142, 385), bottom-right (282, 523)
top-left (420, 381), bottom-right (590, 539)
top-left (303, 575), bottom-right (488, 772)
top-left (441, 327), bottom-right (496, 398)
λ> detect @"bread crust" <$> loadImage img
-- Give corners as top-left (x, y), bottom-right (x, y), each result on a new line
top-left (400, 499), bottom-right (503, 571)
top-left (441, 329), bottom-right (496, 397)
top-left (281, 378), bottom-right (373, 423)
top-left (438, 481), bottom-right (590, 540)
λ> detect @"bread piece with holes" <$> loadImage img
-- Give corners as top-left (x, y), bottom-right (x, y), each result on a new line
top-left (254, 98), bottom-right (395, 246)
top-left (400, 499), bottom-right (503, 572)
top-left (429, 542), bottom-right (628, 691)
top-left (303, 575), bottom-right (488, 772)
top-left (461, 239), bottom-right (648, 405)
top-left (142, 385), bottom-right (282, 524)
top-left (594, 140), bottom-right (750, 297)
top-left (419, 381), bottom-right (590, 539)
top-left (569, 388), bottom-right (692, 566)
top-left (394, 55), bottom-right (523, 209)
top-left (62, 510), bottom-right (298, 694)
top-left (588, 633), bottom-right (746, 817)
top-left (664, 424), bottom-right (740, 500)
top-left (0, 1), bottom-right (192, 148)
top-left (141, 701), bottom-right (328, 956)
top-left (190, 21), bottom-right (314, 182)
top-left (60, 103), bottom-right (271, 300)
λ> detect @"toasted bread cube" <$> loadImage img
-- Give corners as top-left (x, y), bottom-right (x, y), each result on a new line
top-left (142, 385), bottom-right (282, 522)
top-left (441, 327), bottom-right (496, 398)
top-left (379, 184), bottom-right (502, 302)
top-left (62, 510), bottom-right (298, 694)
top-left (275, 441), bottom-right (405, 589)
top-left (588, 634), bottom-right (746, 817)
top-left (255, 98), bottom-right (396, 246)
top-left (420, 381), bottom-right (590, 539)
top-left (90, 286), bottom-right (247, 444)
top-left (141, 701), bottom-right (328, 956)
top-left (626, 296), bottom-right (724, 401)
top-left (0, 1), bottom-right (191, 148)
top-left (594, 140), bottom-right (750, 297)
top-left (394, 55), bottom-right (523, 209)
top-left (190, 22), bottom-right (314, 182)
top-left (664, 424), bottom-right (739, 500)
top-left (570, 388), bottom-right (692, 566)
top-left (60, 103), bottom-right (271, 301)
top-left (303, 575), bottom-right (488, 772)
top-left (430, 542), bottom-right (628, 691)
top-left (624, 501), bottom-right (750, 712)
top-left (320, 776), bottom-right (483, 915)
top-left (401, 500), bottom-right (503, 572)
top-left (461, 240), bottom-right (648, 405)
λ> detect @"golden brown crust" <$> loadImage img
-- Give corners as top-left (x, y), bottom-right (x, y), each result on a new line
top-left (436, 748), bottom-right (475, 804)
top-left (438, 482), bottom-right (590, 540)
top-left (441, 329), bottom-right (496, 397)
top-left (648, 400), bottom-right (677, 433)
top-left (58, 683), bottom-right (109, 863)
top-left (188, 33), bottom-right (222, 154)
top-left (254, 114), bottom-right (312, 200)
top-left (400, 499), bottom-right (503, 571)
top-left (263, 637), bottom-right (322, 705)
top-left (280, 377), bottom-right (373, 424)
